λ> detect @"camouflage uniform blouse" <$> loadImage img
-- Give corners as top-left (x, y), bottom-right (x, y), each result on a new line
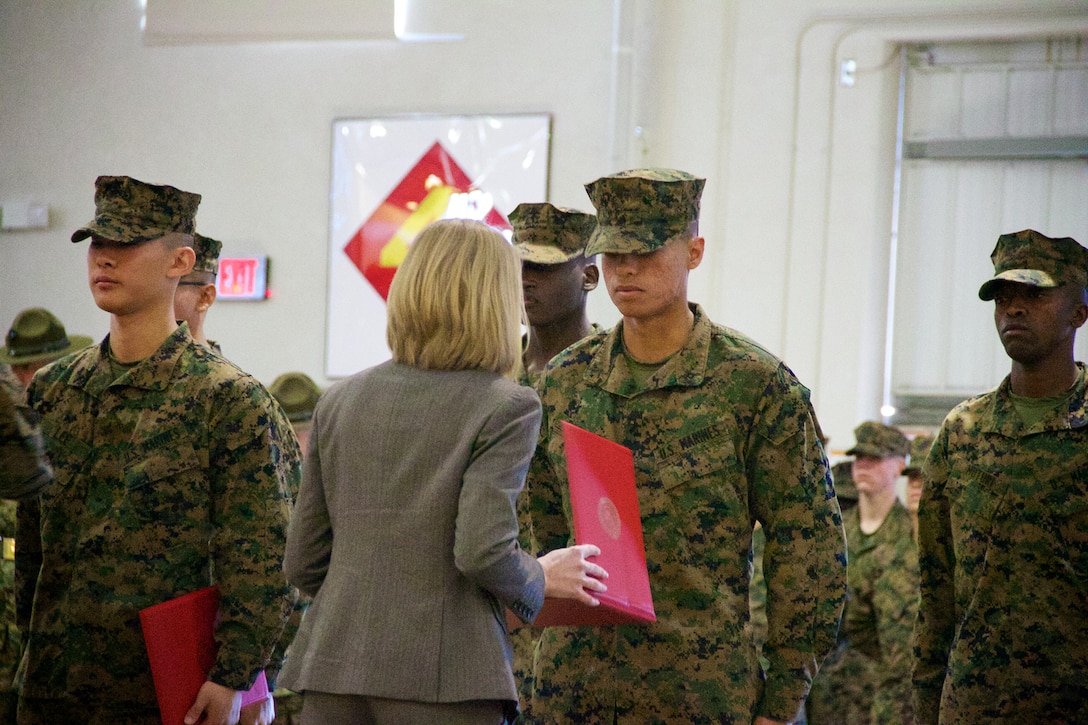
top-left (527, 304), bottom-right (846, 723)
top-left (912, 364), bottom-right (1088, 723)
top-left (0, 364), bottom-right (52, 500)
top-left (24, 326), bottom-right (300, 712)
top-left (841, 502), bottom-right (918, 725)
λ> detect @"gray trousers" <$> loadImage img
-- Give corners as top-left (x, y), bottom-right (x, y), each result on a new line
top-left (299, 691), bottom-right (508, 725)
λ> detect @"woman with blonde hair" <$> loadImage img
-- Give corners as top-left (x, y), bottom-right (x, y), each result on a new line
top-left (279, 219), bottom-right (606, 725)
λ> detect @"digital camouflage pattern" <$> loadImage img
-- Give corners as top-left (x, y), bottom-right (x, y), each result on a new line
top-left (70, 175), bottom-right (200, 245)
top-left (22, 325), bottom-right (301, 718)
top-left (0, 365), bottom-right (52, 500)
top-left (192, 232), bottom-right (223, 275)
top-left (841, 503), bottom-right (918, 725)
top-left (526, 304), bottom-right (846, 723)
top-left (510, 203), bottom-right (596, 264)
top-left (845, 421), bottom-right (910, 458)
top-left (977, 228), bottom-right (1088, 301)
top-left (584, 169), bottom-right (705, 256)
top-left (912, 364), bottom-right (1088, 723)
top-left (805, 636), bottom-right (873, 725)
top-left (830, 459), bottom-right (858, 505)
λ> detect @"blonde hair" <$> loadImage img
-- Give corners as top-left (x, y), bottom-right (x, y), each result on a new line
top-left (387, 219), bottom-right (525, 375)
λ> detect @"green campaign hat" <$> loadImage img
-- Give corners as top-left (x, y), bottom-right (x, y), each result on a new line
top-left (510, 203), bottom-right (596, 264)
top-left (831, 459), bottom-right (858, 502)
top-left (270, 372), bottom-right (322, 423)
top-left (584, 168), bottom-right (704, 256)
top-left (71, 175), bottom-right (200, 245)
top-left (902, 435), bottom-right (935, 477)
top-left (978, 229), bottom-right (1088, 301)
top-left (0, 308), bottom-right (93, 365)
top-left (845, 421), bottom-right (910, 458)
top-left (191, 233), bottom-right (223, 275)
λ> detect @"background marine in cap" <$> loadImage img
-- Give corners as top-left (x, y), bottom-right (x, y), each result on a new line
top-left (510, 202), bottom-right (600, 385)
top-left (526, 168), bottom-right (846, 724)
top-left (20, 175), bottom-right (299, 725)
top-left (508, 202), bottom-right (599, 720)
top-left (902, 434), bottom-right (934, 540)
top-left (913, 229), bottom-right (1088, 723)
top-left (174, 232), bottom-right (223, 353)
top-left (818, 421), bottom-right (917, 725)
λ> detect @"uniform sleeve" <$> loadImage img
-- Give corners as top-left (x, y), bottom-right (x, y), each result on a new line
top-left (750, 366), bottom-right (847, 721)
top-left (453, 387), bottom-right (545, 622)
top-left (911, 428), bottom-right (955, 725)
top-left (525, 374), bottom-right (574, 557)
top-left (208, 385), bottom-right (302, 691)
top-left (0, 380), bottom-right (52, 500)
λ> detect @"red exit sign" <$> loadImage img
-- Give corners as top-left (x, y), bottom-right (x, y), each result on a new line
top-left (217, 256), bottom-right (268, 300)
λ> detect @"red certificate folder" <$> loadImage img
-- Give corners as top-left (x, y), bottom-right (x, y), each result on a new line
top-left (139, 586), bottom-right (269, 725)
top-left (531, 422), bottom-right (656, 626)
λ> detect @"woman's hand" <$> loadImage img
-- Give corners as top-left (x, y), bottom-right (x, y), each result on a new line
top-left (539, 544), bottom-right (608, 605)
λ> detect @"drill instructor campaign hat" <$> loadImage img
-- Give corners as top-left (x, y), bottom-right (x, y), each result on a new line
top-left (0, 308), bottom-right (93, 366)
top-left (510, 203), bottom-right (597, 264)
top-left (270, 372), bottom-right (322, 423)
top-left (71, 175), bottom-right (201, 245)
top-left (978, 229), bottom-right (1088, 301)
top-left (584, 168), bottom-right (705, 256)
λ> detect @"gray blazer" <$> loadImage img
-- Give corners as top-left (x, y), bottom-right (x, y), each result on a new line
top-left (279, 361), bottom-right (545, 704)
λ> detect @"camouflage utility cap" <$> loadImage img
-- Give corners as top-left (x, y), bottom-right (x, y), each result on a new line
top-left (0, 308), bottom-right (93, 365)
top-left (510, 203), bottom-right (596, 264)
top-left (71, 175), bottom-right (201, 245)
top-left (846, 421), bottom-right (910, 458)
top-left (831, 459), bottom-right (858, 501)
top-left (902, 435), bottom-right (935, 477)
top-left (191, 233), bottom-right (223, 275)
top-left (270, 372), bottom-right (321, 422)
top-left (584, 168), bottom-right (705, 256)
top-left (978, 229), bottom-right (1088, 301)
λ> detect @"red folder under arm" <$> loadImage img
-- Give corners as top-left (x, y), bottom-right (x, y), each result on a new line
top-left (531, 421), bottom-right (656, 626)
top-left (139, 586), bottom-right (269, 725)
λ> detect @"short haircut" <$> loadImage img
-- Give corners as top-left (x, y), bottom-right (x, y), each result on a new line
top-left (387, 219), bottom-right (524, 375)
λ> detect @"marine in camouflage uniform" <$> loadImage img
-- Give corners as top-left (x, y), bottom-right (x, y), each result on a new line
top-left (913, 230), bottom-right (1088, 723)
top-left (19, 176), bottom-right (300, 724)
top-left (174, 231), bottom-right (224, 354)
top-left (527, 169), bottom-right (846, 724)
top-left (510, 202), bottom-right (600, 721)
top-left (836, 423), bottom-right (918, 725)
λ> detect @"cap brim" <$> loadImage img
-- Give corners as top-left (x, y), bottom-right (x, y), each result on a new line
top-left (978, 269), bottom-right (1059, 300)
top-left (70, 214), bottom-right (166, 244)
top-left (586, 226), bottom-right (675, 256)
top-left (516, 244), bottom-right (579, 265)
top-left (0, 335), bottom-right (94, 365)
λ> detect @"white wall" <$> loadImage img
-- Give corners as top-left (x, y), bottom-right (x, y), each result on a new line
top-left (2, 0), bottom-right (1084, 450)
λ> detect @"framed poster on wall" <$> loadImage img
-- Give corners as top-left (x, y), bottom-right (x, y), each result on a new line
top-left (325, 114), bottom-right (551, 378)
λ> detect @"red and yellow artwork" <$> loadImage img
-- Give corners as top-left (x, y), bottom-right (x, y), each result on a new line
top-left (342, 141), bottom-right (510, 300)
